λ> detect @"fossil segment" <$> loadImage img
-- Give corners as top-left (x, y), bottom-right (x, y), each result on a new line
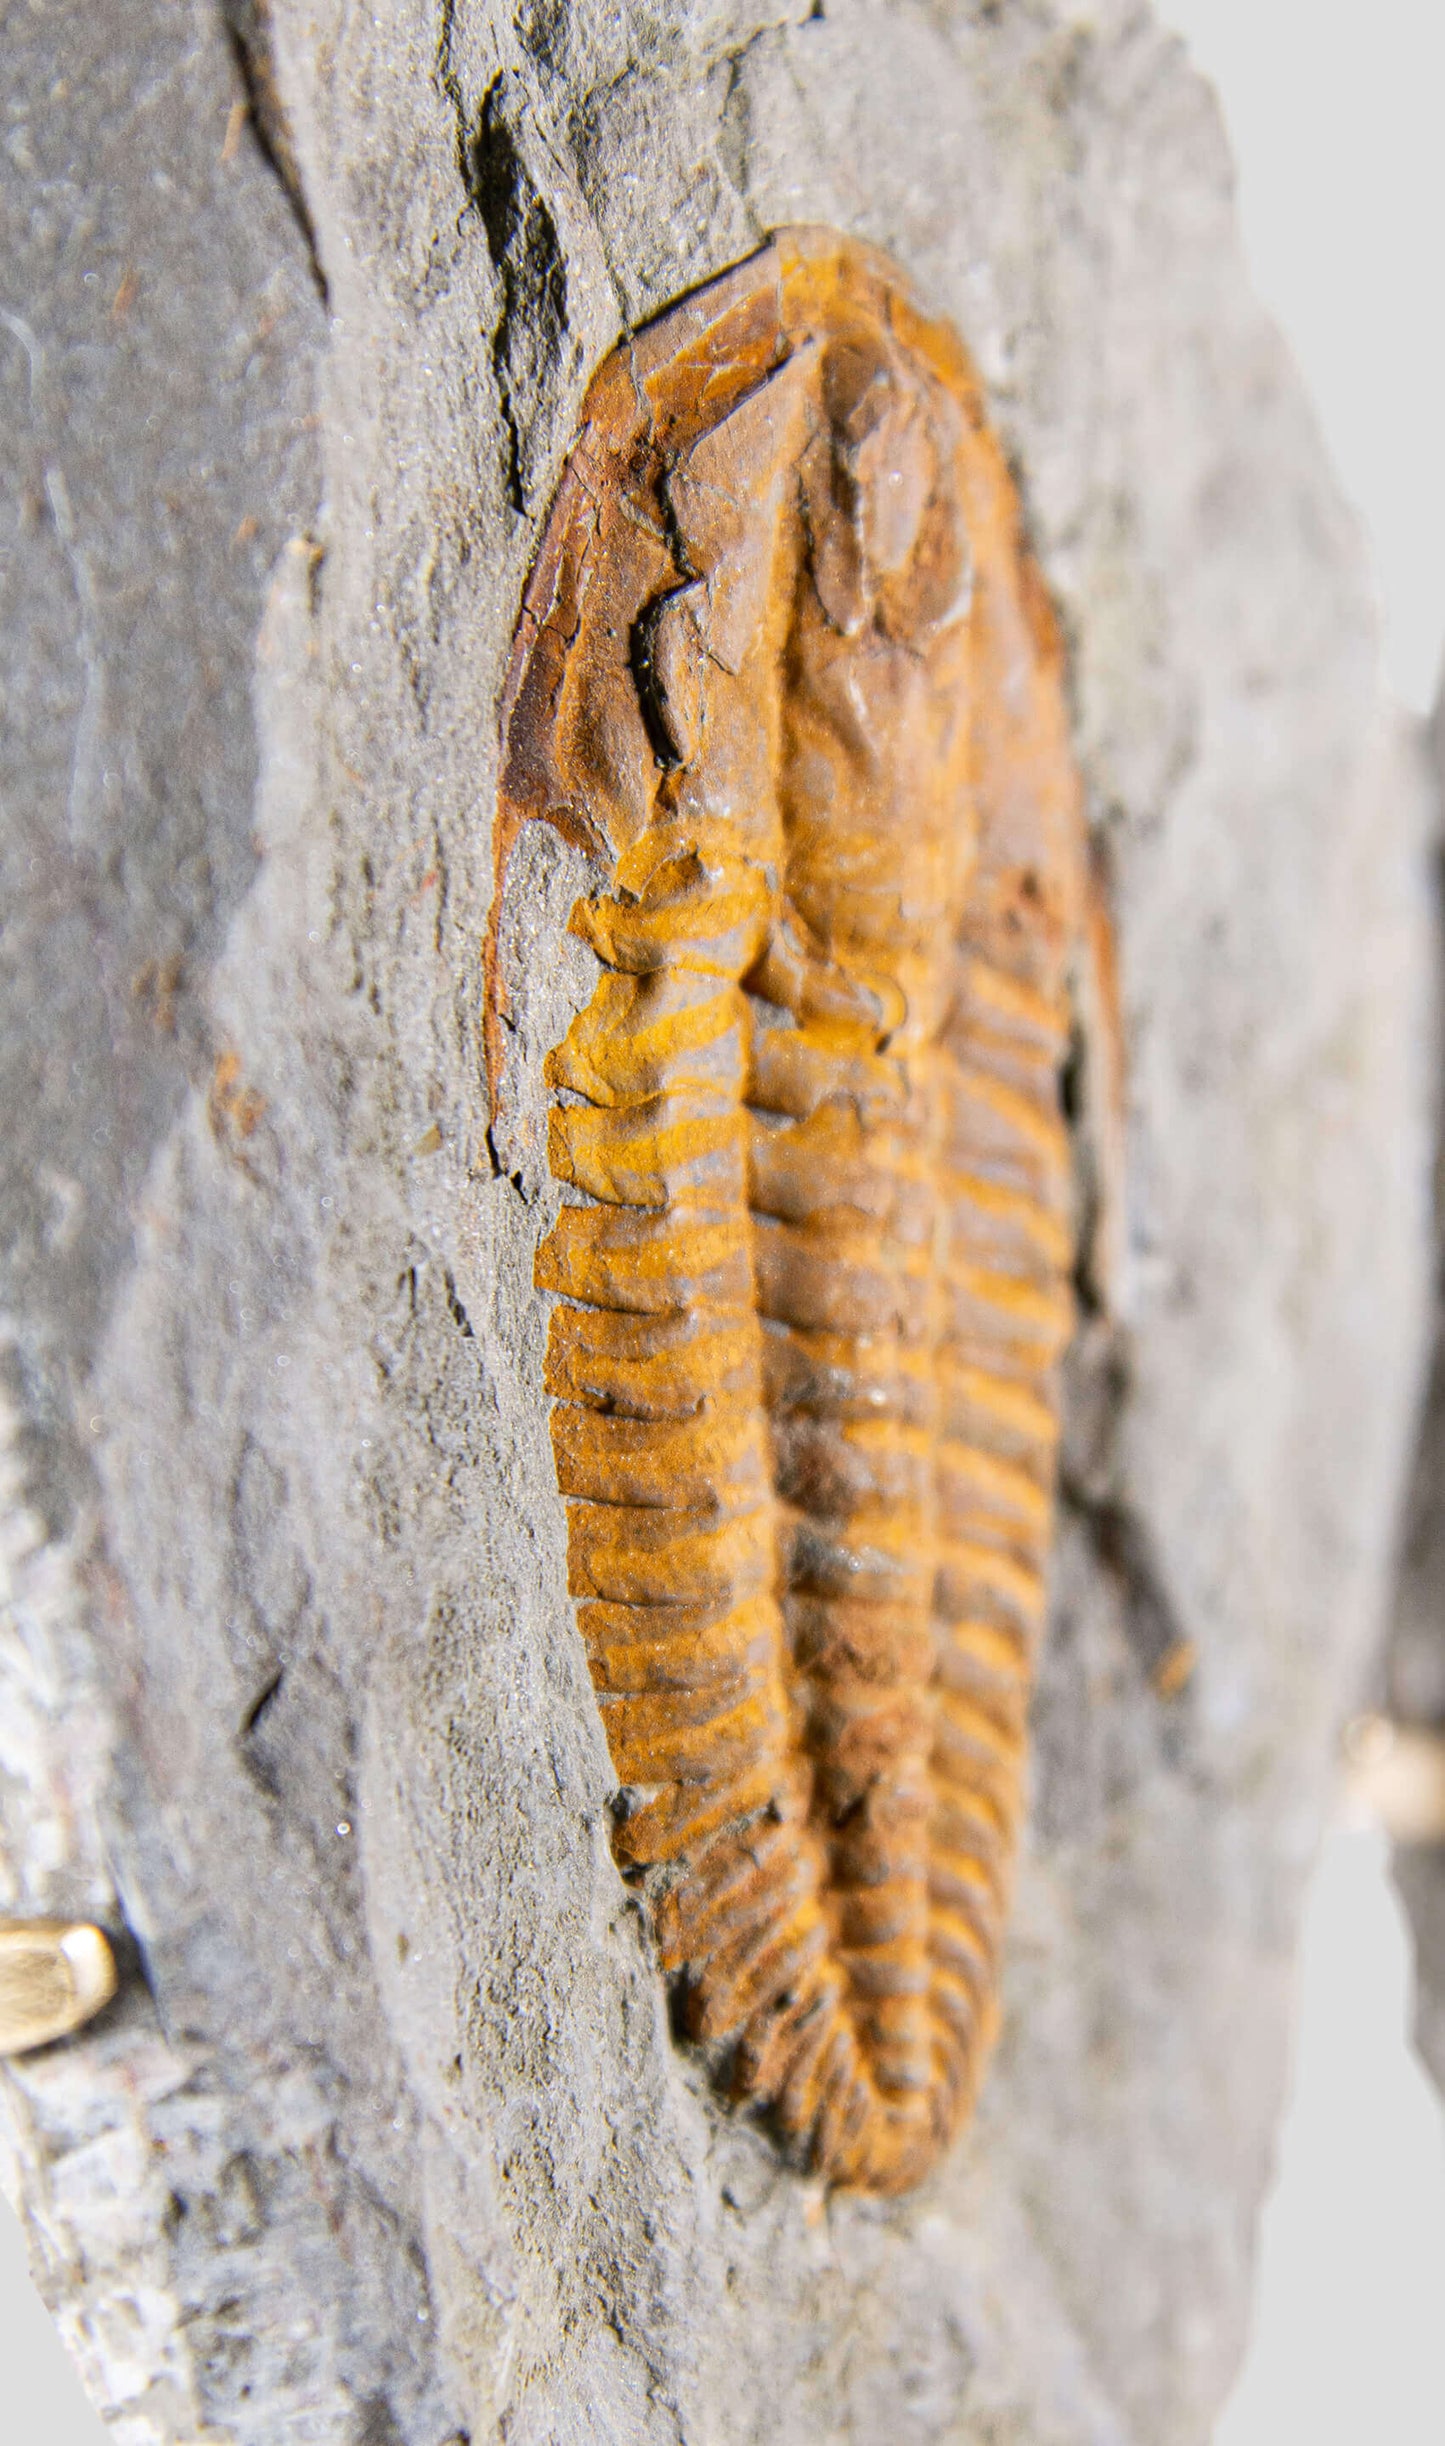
top-left (492, 229), bottom-right (1090, 2194)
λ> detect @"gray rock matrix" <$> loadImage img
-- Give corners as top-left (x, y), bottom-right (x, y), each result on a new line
top-left (1, 3), bottom-right (1436, 2441)
top-left (1388, 679), bottom-right (1445, 2103)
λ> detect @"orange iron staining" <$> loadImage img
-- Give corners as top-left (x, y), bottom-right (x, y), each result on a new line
top-left (492, 229), bottom-right (1099, 2194)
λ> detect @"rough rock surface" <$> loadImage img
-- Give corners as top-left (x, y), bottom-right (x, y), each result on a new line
top-left (1387, 684), bottom-right (1445, 2093)
top-left (1, 3), bottom-right (1436, 2443)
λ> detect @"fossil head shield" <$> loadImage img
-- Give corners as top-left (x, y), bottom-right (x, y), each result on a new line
top-left (490, 227), bottom-right (1091, 2196)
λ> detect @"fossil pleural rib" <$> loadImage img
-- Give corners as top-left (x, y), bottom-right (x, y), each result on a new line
top-left (491, 228), bottom-right (1100, 2195)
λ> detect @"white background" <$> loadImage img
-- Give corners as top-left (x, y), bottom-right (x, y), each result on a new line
top-left (5, 5), bottom-right (1445, 2438)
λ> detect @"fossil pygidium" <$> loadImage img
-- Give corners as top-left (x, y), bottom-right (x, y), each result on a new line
top-left (491, 228), bottom-right (1106, 2195)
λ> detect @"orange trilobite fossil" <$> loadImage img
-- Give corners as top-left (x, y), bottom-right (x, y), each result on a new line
top-left (489, 228), bottom-right (1113, 2195)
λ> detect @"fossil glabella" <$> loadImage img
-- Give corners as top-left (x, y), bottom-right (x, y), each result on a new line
top-left (491, 228), bottom-right (1104, 2195)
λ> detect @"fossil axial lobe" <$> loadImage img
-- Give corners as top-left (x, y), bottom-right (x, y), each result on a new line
top-left (492, 229), bottom-right (1090, 2195)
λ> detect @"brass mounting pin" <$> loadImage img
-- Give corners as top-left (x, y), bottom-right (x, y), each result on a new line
top-left (0, 1921), bottom-right (118, 2058)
